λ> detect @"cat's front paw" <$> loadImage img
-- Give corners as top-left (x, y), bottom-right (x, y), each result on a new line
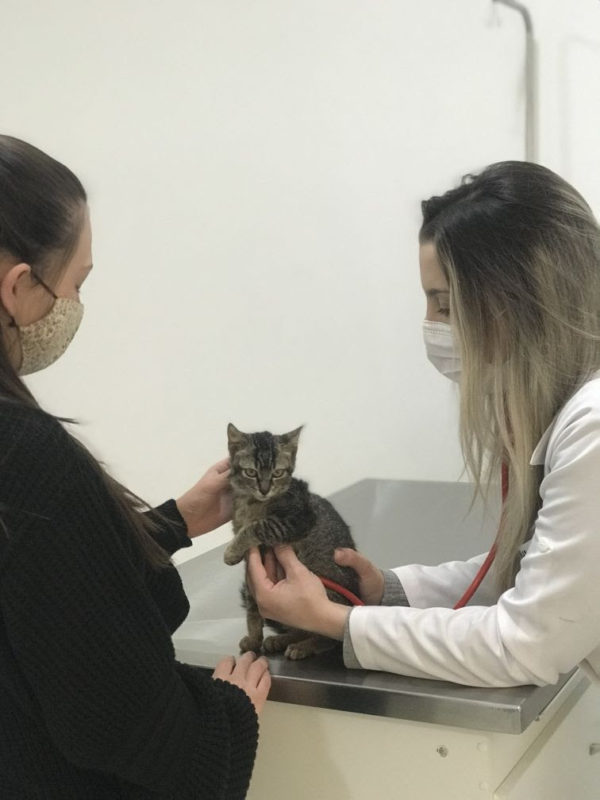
top-left (239, 635), bottom-right (263, 654)
top-left (285, 641), bottom-right (315, 660)
top-left (285, 637), bottom-right (337, 660)
top-left (223, 543), bottom-right (244, 566)
top-left (263, 634), bottom-right (289, 654)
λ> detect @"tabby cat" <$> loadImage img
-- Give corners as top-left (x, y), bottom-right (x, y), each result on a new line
top-left (224, 423), bottom-right (360, 660)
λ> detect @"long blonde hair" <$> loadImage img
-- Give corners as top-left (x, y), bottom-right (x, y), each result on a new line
top-left (420, 161), bottom-right (600, 590)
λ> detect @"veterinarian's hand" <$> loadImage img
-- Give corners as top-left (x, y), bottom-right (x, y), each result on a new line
top-left (334, 548), bottom-right (385, 605)
top-left (176, 458), bottom-right (232, 537)
top-left (212, 651), bottom-right (271, 715)
top-left (247, 546), bottom-right (350, 640)
top-left (262, 547), bottom-right (284, 583)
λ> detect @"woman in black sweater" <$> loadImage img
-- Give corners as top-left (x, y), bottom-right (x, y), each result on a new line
top-left (0, 135), bottom-right (270, 799)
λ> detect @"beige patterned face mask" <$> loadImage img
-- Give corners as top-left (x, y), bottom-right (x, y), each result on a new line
top-left (13, 271), bottom-right (85, 375)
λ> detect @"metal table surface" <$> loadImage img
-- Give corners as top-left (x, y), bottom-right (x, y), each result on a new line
top-left (172, 478), bottom-right (578, 735)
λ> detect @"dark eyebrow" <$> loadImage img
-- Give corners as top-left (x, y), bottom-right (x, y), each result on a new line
top-left (425, 289), bottom-right (449, 298)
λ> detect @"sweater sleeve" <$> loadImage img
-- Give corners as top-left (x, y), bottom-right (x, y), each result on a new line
top-left (0, 413), bottom-right (258, 799)
top-left (143, 499), bottom-right (193, 556)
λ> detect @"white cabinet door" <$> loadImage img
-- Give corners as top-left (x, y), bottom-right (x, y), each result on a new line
top-left (495, 682), bottom-right (600, 800)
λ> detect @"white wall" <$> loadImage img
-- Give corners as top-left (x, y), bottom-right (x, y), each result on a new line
top-left (1, 0), bottom-right (599, 558)
top-left (528, 0), bottom-right (600, 213)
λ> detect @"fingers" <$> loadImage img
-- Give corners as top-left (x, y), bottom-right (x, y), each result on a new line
top-left (212, 652), bottom-right (272, 715)
top-left (263, 548), bottom-right (280, 583)
top-left (213, 652), bottom-right (270, 682)
top-left (335, 548), bottom-right (384, 605)
top-left (333, 547), bottom-right (354, 565)
top-left (212, 467), bottom-right (231, 485)
top-left (255, 663), bottom-right (272, 699)
top-left (246, 653), bottom-right (270, 684)
top-left (212, 655), bottom-right (236, 679)
top-left (257, 670), bottom-right (271, 696)
top-left (334, 547), bottom-right (369, 572)
top-left (247, 547), bottom-right (273, 592)
top-left (233, 651), bottom-right (261, 676)
top-left (273, 544), bottom-right (304, 575)
top-left (203, 458), bottom-right (231, 487)
top-left (247, 547), bottom-right (265, 576)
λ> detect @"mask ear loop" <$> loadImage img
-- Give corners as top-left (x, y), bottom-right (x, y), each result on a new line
top-left (5, 269), bottom-right (58, 328)
top-left (30, 270), bottom-right (58, 300)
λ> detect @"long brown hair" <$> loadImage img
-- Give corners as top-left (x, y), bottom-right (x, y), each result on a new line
top-left (420, 161), bottom-right (600, 590)
top-left (0, 135), bottom-right (173, 570)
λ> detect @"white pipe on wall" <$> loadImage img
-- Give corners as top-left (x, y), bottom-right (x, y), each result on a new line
top-left (494, 0), bottom-right (538, 162)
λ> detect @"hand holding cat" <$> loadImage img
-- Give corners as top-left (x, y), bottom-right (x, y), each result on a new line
top-left (334, 548), bottom-right (385, 605)
top-left (175, 458), bottom-right (232, 537)
top-left (246, 545), bottom-right (351, 641)
top-left (261, 547), bottom-right (284, 583)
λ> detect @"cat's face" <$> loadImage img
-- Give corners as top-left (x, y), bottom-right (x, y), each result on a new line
top-left (227, 423), bottom-right (302, 502)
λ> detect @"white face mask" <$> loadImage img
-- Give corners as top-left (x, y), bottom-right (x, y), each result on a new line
top-left (422, 320), bottom-right (461, 382)
top-left (17, 295), bottom-right (84, 376)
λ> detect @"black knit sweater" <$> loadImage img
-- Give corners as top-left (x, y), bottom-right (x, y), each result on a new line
top-left (0, 403), bottom-right (258, 799)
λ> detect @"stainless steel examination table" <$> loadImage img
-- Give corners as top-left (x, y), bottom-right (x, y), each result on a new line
top-left (173, 480), bottom-right (600, 799)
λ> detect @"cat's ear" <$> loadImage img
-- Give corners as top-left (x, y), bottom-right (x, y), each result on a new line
top-left (280, 426), bottom-right (303, 450)
top-left (227, 423), bottom-right (246, 450)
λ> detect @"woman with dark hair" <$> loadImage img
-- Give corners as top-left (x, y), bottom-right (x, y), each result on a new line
top-left (248, 161), bottom-right (600, 688)
top-left (0, 134), bottom-right (270, 798)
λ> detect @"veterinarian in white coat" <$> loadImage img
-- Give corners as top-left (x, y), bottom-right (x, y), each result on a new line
top-left (247, 160), bottom-right (600, 688)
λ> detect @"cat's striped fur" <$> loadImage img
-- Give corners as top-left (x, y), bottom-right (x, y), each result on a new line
top-left (224, 423), bottom-right (360, 660)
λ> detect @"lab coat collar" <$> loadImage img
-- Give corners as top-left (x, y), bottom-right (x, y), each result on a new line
top-left (529, 425), bottom-right (553, 466)
top-left (529, 369), bottom-right (600, 466)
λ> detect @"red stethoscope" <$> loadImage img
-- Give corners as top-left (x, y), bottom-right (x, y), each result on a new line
top-left (319, 463), bottom-right (508, 610)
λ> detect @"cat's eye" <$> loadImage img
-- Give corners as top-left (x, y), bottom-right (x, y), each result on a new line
top-left (243, 468), bottom-right (257, 478)
top-left (272, 469), bottom-right (285, 478)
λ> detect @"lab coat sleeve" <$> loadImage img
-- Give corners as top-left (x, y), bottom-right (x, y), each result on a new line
top-left (391, 551), bottom-right (500, 609)
top-left (346, 397), bottom-right (600, 686)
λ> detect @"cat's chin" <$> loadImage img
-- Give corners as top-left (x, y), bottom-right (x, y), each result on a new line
top-left (252, 494), bottom-right (271, 502)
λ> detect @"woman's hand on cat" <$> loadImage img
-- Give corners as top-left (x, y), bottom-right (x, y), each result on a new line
top-left (175, 458), bottom-right (232, 537)
top-left (212, 651), bottom-right (271, 715)
top-left (247, 546), bottom-right (350, 641)
top-left (334, 548), bottom-right (385, 605)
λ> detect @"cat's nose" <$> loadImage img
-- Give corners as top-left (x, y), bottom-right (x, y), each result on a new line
top-left (259, 480), bottom-right (271, 495)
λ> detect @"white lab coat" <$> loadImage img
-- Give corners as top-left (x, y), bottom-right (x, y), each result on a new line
top-left (347, 371), bottom-right (600, 686)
